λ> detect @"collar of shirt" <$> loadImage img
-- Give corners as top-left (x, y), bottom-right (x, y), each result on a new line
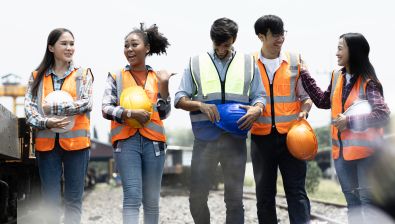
top-left (258, 51), bottom-right (287, 64)
top-left (209, 48), bottom-right (235, 62)
top-left (341, 67), bottom-right (357, 86)
top-left (125, 64), bottom-right (154, 72)
top-left (45, 62), bottom-right (78, 79)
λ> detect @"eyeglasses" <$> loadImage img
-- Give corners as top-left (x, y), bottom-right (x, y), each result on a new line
top-left (272, 30), bottom-right (288, 39)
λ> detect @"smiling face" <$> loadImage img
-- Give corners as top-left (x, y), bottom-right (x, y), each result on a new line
top-left (48, 31), bottom-right (74, 63)
top-left (124, 33), bottom-right (150, 68)
top-left (213, 37), bottom-right (234, 59)
top-left (259, 29), bottom-right (285, 57)
top-left (336, 38), bottom-right (349, 67)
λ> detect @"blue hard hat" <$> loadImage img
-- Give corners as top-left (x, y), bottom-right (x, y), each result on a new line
top-left (215, 103), bottom-right (249, 135)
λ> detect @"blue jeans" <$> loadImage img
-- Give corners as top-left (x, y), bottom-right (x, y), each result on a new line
top-left (251, 132), bottom-right (311, 224)
top-left (114, 132), bottom-right (165, 224)
top-left (36, 141), bottom-right (89, 224)
top-left (189, 133), bottom-right (246, 224)
top-left (335, 154), bottom-right (375, 224)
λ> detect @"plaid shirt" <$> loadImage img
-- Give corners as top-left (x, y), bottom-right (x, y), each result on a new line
top-left (102, 65), bottom-right (171, 124)
top-left (300, 69), bottom-right (390, 131)
top-left (24, 63), bottom-right (93, 129)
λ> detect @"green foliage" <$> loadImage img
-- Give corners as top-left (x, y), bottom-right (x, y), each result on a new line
top-left (314, 126), bottom-right (331, 150)
top-left (166, 128), bottom-right (194, 146)
top-left (306, 161), bottom-right (322, 193)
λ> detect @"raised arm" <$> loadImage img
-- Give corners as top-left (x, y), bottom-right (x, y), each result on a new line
top-left (300, 69), bottom-right (332, 109)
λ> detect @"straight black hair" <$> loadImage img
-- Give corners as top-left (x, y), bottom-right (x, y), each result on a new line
top-left (125, 23), bottom-right (169, 56)
top-left (340, 33), bottom-right (383, 95)
top-left (32, 28), bottom-right (74, 97)
top-left (254, 15), bottom-right (284, 36)
top-left (210, 18), bottom-right (238, 45)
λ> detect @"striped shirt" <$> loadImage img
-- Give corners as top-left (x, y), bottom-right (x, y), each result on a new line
top-left (24, 63), bottom-right (93, 129)
top-left (300, 69), bottom-right (390, 131)
top-left (101, 65), bottom-right (171, 124)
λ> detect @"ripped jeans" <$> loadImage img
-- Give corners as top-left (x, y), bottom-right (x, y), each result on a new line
top-left (335, 154), bottom-right (375, 224)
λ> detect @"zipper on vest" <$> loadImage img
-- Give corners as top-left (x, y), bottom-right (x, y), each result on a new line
top-left (207, 52), bottom-right (235, 104)
top-left (269, 82), bottom-right (275, 128)
top-left (338, 95), bottom-right (346, 152)
top-left (220, 82), bottom-right (225, 104)
top-left (261, 63), bottom-right (276, 129)
top-left (51, 73), bottom-right (65, 136)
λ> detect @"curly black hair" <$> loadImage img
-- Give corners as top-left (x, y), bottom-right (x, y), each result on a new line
top-left (125, 23), bottom-right (170, 56)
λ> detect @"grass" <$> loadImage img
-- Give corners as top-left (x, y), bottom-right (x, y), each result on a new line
top-left (307, 179), bottom-right (346, 205)
top-left (244, 175), bottom-right (255, 187)
top-left (276, 178), bottom-right (346, 205)
top-left (244, 163), bottom-right (346, 205)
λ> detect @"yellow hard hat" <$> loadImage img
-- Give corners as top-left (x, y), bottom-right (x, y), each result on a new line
top-left (286, 118), bottom-right (318, 160)
top-left (120, 86), bottom-right (153, 128)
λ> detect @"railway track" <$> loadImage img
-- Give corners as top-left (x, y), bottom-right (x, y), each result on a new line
top-left (242, 190), bottom-right (347, 224)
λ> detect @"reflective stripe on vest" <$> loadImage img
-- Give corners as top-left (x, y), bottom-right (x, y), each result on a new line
top-left (110, 68), bottom-right (165, 144)
top-left (332, 138), bottom-right (382, 149)
top-left (330, 70), bottom-right (341, 103)
top-left (256, 114), bottom-right (298, 124)
top-left (251, 52), bottom-right (301, 135)
top-left (330, 71), bottom-right (383, 160)
top-left (36, 129), bottom-right (89, 138)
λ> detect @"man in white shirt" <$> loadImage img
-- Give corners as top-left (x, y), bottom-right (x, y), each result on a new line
top-left (250, 15), bottom-right (313, 224)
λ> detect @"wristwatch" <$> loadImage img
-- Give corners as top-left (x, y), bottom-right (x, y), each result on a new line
top-left (127, 110), bottom-right (132, 118)
top-left (304, 111), bottom-right (309, 119)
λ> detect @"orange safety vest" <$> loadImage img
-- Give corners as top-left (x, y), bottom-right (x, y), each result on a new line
top-left (33, 68), bottom-right (91, 151)
top-left (110, 68), bottom-right (166, 145)
top-left (330, 70), bottom-right (383, 160)
top-left (251, 52), bottom-right (301, 135)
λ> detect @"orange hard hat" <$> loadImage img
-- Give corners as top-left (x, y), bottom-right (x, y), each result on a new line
top-left (286, 118), bottom-right (318, 160)
top-left (120, 86), bottom-right (153, 128)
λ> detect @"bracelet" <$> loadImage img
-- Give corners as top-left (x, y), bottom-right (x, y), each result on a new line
top-left (127, 110), bottom-right (132, 118)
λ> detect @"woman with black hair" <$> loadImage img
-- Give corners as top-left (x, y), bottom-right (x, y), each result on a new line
top-left (24, 28), bottom-right (93, 224)
top-left (102, 23), bottom-right (172, 224)
top-left (300, 33), bottom-right (390, 224)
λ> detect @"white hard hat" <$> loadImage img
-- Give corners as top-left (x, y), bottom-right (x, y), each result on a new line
top-left (44, 90), bottom-right (75, 133)
top-left (344, 100), bottom-right (372, 133)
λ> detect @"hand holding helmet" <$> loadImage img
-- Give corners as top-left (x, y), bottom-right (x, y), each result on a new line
top-left (46, 117), bottom-right (71, 129)
top-left (120, 86), bottom-right (153, 128)
top-left (214, 103), bottom-right (253, 135)
top-left (122, 109), bottom-right (151, 126)
top-left (43, 90), bottom-right (75, 133)
top-left (199, 102), bottom-right (220, 123)
top-left (237, 105), bottom-right (262, 130)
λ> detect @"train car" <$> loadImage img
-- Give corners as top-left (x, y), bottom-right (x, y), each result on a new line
top-left (0, 104), bottom-right (40, 223)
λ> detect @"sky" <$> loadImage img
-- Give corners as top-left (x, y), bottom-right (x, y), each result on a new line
top-left (1, 0), bottom-right (394, 143)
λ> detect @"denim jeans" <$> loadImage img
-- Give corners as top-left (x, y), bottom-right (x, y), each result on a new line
top-left (335, 153), bottom-right (375, 224)
top-left (189, 133), bottom-right (246, 224)
top-left (114, 132), bottom-right (165, 224)
top-left (36, 141), bottom-right (89, 224)
top-left (251, 131), bottom-right (311, 224)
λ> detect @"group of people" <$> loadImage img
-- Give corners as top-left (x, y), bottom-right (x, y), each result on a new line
top-left (24, 14), bottom-right (390, 224)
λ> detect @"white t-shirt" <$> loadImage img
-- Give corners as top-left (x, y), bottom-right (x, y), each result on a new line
top-left (259, 51), bottom-right (309, 101)
top-left (345, 73), bottom-right (353, 85)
